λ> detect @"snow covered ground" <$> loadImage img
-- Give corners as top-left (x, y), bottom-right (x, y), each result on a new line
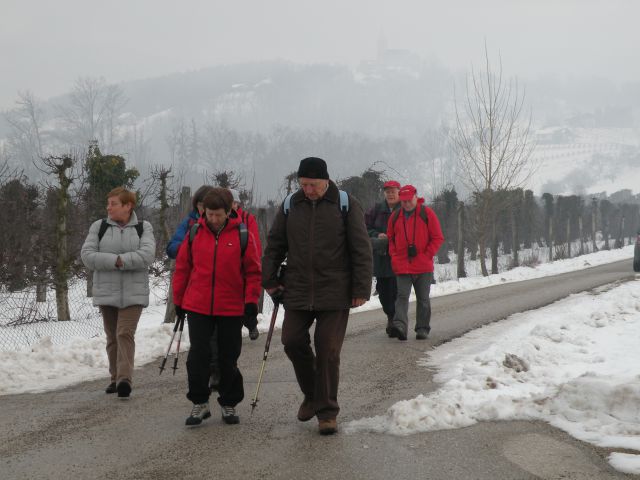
top-left (345, 253), bottom-right (640, 475)
top-left (1, 244), bottom-right (637, 473)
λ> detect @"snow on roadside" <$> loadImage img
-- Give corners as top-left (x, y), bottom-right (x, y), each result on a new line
top-left (345, 278), bottom-right (640, 475)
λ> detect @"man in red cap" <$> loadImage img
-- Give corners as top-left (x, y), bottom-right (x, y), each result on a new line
top-left (386, 185), bottom-right (444, 340)
top-left (365, 180), bottom-right (401, 336)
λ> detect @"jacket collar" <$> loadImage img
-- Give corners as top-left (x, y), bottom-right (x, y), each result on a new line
top-left (292, 180), bottom-right (340, 205)
top-left (106, 211), bottom-right (139, 227)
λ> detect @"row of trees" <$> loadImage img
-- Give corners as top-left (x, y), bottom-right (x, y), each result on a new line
top-left (1, 144), bottom-right (637, 324)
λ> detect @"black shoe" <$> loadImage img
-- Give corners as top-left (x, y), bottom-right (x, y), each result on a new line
top-left (249, 327), bottom-right (259, 340)
top-left (416, 330), bottom-right (429, 340)
top-left (116, 381), bottom-right (131, 399)
top-left (221, 406), bottom-right (240, 424)
top-left (386, 325), bottom-right (397, 338)
top-left (186, 403), bottom-right (211, 426)
top-left (105, 382), bottom-right (117, 394)
top-left (389, 326), bottom-right (407, 341)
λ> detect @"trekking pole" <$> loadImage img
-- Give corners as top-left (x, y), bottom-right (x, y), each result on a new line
top-left (159, 315), bottom-right (182, 374)
top-left (172, 315), bottom-right (186, 375)
top-left (250, 300), bottom-right (280, 414)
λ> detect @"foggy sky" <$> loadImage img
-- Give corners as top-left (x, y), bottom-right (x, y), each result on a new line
top-left (2, 0), bottom-right (639, 110)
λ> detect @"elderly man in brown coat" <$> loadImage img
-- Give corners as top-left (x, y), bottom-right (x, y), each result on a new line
top-left (263, 157), bottom-right (373, 435)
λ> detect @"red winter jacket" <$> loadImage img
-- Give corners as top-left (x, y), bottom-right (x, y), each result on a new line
top-left (387, 198), bottom-right (444, 274)
top-left (172, 214), bottom-right (261, 316)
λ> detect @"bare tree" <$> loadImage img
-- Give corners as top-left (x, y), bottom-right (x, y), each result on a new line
top-left (56, 77), bottom-right (127, 151)
top-left (4, 91), bottom-right (47, 173)
top-left (451, 45), bottom-right (536, 276)
top-left (36, 155), bottom-right (77, 321)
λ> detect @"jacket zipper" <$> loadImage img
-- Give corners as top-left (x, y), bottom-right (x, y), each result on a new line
top-left (210, 234), bottom-right (219, 315)
top-left (309, 201), bottom-right (316, 310)
top-left (120, 229), bottom-right (125, 307)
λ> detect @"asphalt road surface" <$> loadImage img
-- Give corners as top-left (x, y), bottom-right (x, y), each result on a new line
top-left (1, 259), bottom-right (637, 480)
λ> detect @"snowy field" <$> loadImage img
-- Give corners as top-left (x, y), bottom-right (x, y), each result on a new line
top-left (1, 245), bottom-right (637, 472)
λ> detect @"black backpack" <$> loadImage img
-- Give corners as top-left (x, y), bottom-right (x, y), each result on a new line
top-left (389, 205), bottom-right (428, 230)
top-left (188, 222), bottom-right (249, 257)
top-left (98, 219), bottom-right (143, 242)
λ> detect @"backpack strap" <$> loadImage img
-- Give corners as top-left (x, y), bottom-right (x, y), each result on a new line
top-left (418, 205), bottom-right (428, 225)
top-left (188, 222), bottom-right (248, 258)
top-left (188, 223), bottom-right (200, 245)
top-left (98, 219), bottom-right (144, 241)
top-left (238, 223), bottom-right (248, 257)
top-left (97, 219), bottom-right (109, 242)
top-left (390, 208), bottom-right (402, 229)
top-left (338, 190), bottom-right (349, 224)
top-left (283, 192), bottom-right (294, 216)
top-left (283, 190), bottom-right (349, 224)
top-left (391, 205), bottom-right (428, 228)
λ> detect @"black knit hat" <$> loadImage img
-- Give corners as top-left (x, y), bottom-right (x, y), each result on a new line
top-left (297, 157), bottom-right (329, 179)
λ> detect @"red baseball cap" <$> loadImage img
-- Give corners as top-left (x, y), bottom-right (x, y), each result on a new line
top-left (398, 185), bottom-right (417, 201)
top-left (383, 180), bottom-right (401, 189)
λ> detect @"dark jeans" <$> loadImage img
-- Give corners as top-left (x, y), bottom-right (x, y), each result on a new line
top-left (376, 276), bottom-right (397, 323)
top-left (281, 309), bottom-right (349, 420)
top-left (186, 312), bottom-right (244, 406)
top-left (393, 272), bottom-right (433, 335)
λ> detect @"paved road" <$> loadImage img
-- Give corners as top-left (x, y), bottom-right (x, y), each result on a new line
top-left (1, 259), bottom-right (637, 480)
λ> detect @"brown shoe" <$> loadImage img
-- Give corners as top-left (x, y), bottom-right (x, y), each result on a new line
top-left (318, 418), bottom-right (337, 435)
top-left (297, 398), bottom-right (315, 422)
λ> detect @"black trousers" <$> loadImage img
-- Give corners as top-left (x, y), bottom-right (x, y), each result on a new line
top-left (186, 312), bottom-right (244, 406)
top-left (376, 276), bottom-right (397, 323)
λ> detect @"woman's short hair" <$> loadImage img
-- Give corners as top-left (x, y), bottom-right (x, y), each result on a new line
top-left (192, 185), bottom-right (214, 211)
top-left (202, 188), bottom-right (233, 213)
top-left (107, 187), bottom-right (136, 206)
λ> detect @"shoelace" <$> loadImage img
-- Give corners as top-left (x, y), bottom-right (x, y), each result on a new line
top-left (191, 403), bottom-right (208, 417)
top-left (221, 406), bottom-right (236, 417)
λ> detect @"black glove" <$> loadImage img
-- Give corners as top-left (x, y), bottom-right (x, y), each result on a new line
top-left (244, 303), bottom-right (258, 330)
top-left (175, 305), bottom-right (186, 321)
top-left (268, 288), bottom-right (284, 303)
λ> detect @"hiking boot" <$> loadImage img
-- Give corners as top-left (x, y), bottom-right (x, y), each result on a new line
top-left (297, 397), bottom-right (315, 422)
top-left (105, 382), bottom-right (117, 394)
top-left (389, 325), bottom-right (407, 341)
top-left (185, 403), bottom-right (211, 426)
top-left (249, 327), bottom-right (259, 341)
top-left (221, 405), bottom-right (240, 424)
top-left (416, 329), bottom-right (429, 340)
top-left (116, 381), bottom-right (131, 399)
top-left (318, 418), bottom-right (338, 435)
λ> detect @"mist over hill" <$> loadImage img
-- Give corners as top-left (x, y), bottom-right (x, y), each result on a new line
top-left (2, 54), bottom-right (640, 201)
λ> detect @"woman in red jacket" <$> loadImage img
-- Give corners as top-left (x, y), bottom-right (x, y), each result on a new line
top-left (173, 188), bottom-right (261, 426)
top-left (387, 185), bottom-right (444, 341)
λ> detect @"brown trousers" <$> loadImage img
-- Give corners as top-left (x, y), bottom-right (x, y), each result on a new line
top-left (281, 309), bottom-right (349, 420)
top-left (100, 305), bottom-right (143, 385)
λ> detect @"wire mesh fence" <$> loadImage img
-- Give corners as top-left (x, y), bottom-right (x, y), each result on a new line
top-left (0, 281), bottom-right (104, 352)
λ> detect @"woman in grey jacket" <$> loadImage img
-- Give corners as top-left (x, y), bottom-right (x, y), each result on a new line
top-left (81, 187), bottom-right (156, 398)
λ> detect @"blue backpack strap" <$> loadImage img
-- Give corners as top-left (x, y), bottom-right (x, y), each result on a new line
top-left (338, 190), bottom-right (349, 223)
top-left (238, 223), bottom-right (248, 257)
top-left (283, 192), bottom-right (294, 216)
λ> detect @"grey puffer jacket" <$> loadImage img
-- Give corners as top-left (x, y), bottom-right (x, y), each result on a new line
top-left (81, 212), bottom-right (156, 308)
